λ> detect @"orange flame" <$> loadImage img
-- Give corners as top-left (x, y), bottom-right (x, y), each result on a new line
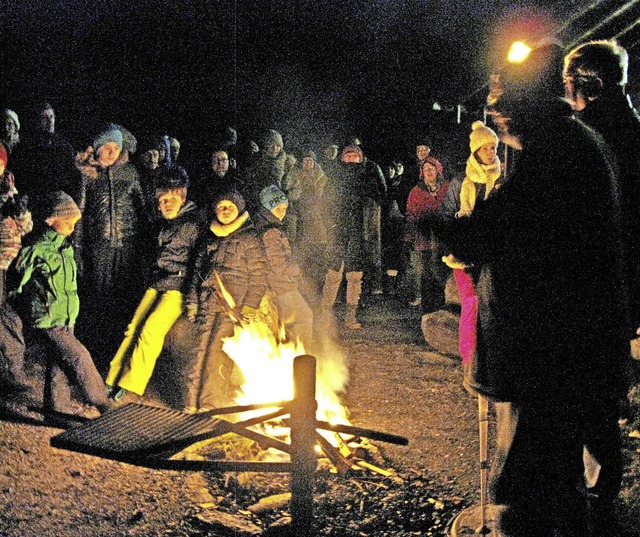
top-left (214, 277), bottom-right (350, 440)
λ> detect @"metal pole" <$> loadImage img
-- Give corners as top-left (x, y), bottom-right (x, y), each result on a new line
top-left (478, 395), bottom-right (490, 534)
top-left (290, 355), bottom-right (317, 536)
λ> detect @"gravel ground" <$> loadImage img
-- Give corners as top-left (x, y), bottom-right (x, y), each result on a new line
top-left (0, 292), bottom-right (639, 536)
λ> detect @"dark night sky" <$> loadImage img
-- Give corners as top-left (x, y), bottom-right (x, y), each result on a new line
top-left (2, 0), bottom-right (640, 165)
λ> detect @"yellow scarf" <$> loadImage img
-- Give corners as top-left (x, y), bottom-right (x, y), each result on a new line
top-left (210, 211), bottom-right (249, 237)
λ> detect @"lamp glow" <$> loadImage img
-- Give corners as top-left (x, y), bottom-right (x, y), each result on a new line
top-left (508, 41), bottom-right (532, 63)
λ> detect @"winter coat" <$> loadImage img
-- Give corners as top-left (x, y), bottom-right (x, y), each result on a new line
top-left (292, 163), bottom-right (329, 245)
top-left (8, 227), bottom-right (79, 329)
top-left (324, 160), bottom-right (386, 271)
top-left (577, 94), bottom-right (640, 332)
top-left (187, 212), bottom-right (267, 317)
top-left (79, 161), bottom-right (146, 246)
top-left (189, 168), bottom-right (246, 221)
top-left (405, 181), bottom-right (450, 251)
top-left (150, 201), bottom-right (201, 293)
top-left (457, 154), bottom-right (502, 218)
top-left (254, 207), bottom-right (301, 296)
top-left (447, 101), bottom-right (630, 403)
top-left (244, 150), bottom-right (288, 209)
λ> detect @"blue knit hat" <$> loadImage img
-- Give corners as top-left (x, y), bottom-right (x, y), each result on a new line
top-left (260, 185), bottom-right (288, 211)
top-left (92, 127), bottom-right (123, 153)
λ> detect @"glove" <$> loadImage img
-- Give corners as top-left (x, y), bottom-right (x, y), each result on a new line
top-left (186, 303), bottom-right (198, 322)
top-left (240, 305), bottom-right (258, 323)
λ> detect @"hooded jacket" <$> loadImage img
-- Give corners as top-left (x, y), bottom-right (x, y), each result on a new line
top-left (9, 227), bottom-right (79, 328)
top-left (254, 207), bottom-right (301, 295)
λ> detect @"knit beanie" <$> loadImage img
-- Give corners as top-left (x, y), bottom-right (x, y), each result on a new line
top-left (213, 190), bottom-right (246, 215)
top-left (92, 126), bottom-right (123, 154)
top-left (301, 149), bottom-right (317, 161)
top-left (45, 191), bottom-right (81, 220)
top-left (469, 121), bottom-right (499, 153)
top-left (3, 109), bottom-right (20, 131)
top-left (108, 123), bottom-right (137, 154)
top-left (421, 156), bottom-right (443, 176)
top-left (260, 185), bottom-right (288, 211)
top-left (0, 143), bottom-right (7, 169)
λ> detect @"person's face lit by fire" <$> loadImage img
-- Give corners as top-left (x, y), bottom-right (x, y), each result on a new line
top-left (216, 200), bottom-right (239, 225)
top-left (476, 142), bottom-right (498, 166)
top-left (39, 108), bottom-right (55, 134)
top-left (265, 143), bottom-right (282, 159)
top-left (156, 143), bottom-right (167, 164)
top-left (416, 145), bottom-right (430, 161)
top-left (97, 141), bottom-right (121, 167)
top-left (422, 161), bottom-right (438, 187)
top-left (562, 74), bottom-right (589, 112)
top-left (302, 157), bottom-right (315, 171)
top-left (157, 190), bottom-right (186, 220)
top-left (271, 202), bottom-right (287, 222)
top-left (211, 151), bottom-right (229, 177)
top-left (342, 150), bottom-right (362, 164)
top-left (47, 214), bottom-right (80, 237)
top-left (142, 149), bottom-right (159, 170)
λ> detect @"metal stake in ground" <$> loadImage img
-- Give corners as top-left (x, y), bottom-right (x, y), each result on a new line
top-left (290, 355), bottom-right (318, 537)
top-left (446, 395), bottom-right (497, 536)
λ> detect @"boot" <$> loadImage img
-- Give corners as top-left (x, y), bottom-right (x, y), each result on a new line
top-left (321, 269), bottom-right (343, 312)
top-left (344, 304), bottom-right (362, 330)
top-left (385, 270), bottom-right (399, 296)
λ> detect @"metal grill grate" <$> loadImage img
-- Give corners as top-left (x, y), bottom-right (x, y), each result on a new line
top-left (50, 404), bottom-right (230, 458)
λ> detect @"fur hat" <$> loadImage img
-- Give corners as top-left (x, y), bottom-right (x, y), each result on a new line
top-left (0, 143), bottom-right (7, 169)
top-left (213, 190), bottom-right (246, 214)
top-left (45, 191), bottom-right (81, 220)
top-left (469, 121), bottom-right (499, 153)
top-left (92, 126), bottom-right (123, 154)
top-left (421, 156), bottom-right (443, 176)
top-left (3, 109), bottom-right (20, 131)
top-left (260, 185), bottom-right (288, 211)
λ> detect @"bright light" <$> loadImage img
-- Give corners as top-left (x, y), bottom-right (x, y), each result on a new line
top-left (508, 41), bottom-right (532, 63)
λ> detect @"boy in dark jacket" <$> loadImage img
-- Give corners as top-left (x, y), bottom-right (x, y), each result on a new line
top-left (184, 190), bottom-right (267, 411)
top-left (254, 185), bottom-right (313, 347)
top-left (106, 173), bottom-right (200, 403)
top-left (8, 191), bottom-right (112, 419)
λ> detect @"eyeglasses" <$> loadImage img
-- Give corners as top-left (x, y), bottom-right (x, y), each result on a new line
top-left (213, 157), bottom-right (229, 163)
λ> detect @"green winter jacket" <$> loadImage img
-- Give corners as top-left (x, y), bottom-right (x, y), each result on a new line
top-left (9, 227), bottom-right (79, 328)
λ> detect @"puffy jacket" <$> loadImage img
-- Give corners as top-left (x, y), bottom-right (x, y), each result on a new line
top-left (150, 201), bottom-right (201, 292)
top-left (9, 227), bottom-right (79, 328)
top-left (80, 161), bottom-right (146, 245)
top-left (187, 217), bottom-right (267, 317)
top-left (254, 207), bottom-right (301, 295)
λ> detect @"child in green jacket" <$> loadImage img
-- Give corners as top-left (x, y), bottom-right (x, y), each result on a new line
top-left (8, 191), bottom-right (112, 420)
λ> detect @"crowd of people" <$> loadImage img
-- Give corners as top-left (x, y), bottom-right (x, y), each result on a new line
top-left (0, 36), bottom-right (639, 536)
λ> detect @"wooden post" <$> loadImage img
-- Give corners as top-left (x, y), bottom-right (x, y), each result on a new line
top-left (290, 355), bottom-right (317, 536)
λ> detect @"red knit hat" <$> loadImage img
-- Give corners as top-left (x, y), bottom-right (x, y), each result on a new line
top-left (421, 156), bottom-right (443, 176)
top-left (0, 143), bottom-right (8, 169)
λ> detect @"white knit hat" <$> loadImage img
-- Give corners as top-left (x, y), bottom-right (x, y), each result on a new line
top-left (469, 121), bottom-right (499, 153)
